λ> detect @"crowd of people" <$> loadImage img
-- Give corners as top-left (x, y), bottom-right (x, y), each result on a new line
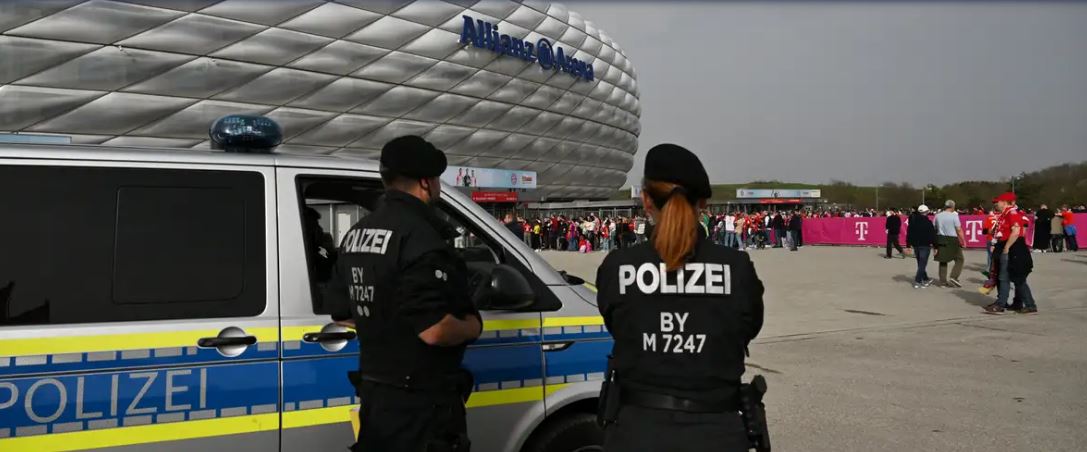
top-left (500, 209), bottom-right (811, 253)
top-left (1031, 204), bottom-right (1082, 253)
top-left (885, 202), bottom-right (1082, 257)
top-left (705, 210), bottom-right (805, 251)
top-left (499, 202), bottom-right (1082, 256)
top-left (894, 196), bottom-right (1083, 315)
top-left (497, 195), bottom-right (1084, 317)
top-left (502, 214), bottom-right (651, 253)
top-left (810, 204), bottom-right (1087, 219)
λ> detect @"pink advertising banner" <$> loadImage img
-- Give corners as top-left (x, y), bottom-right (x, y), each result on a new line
top-left (801, 214), bottom-right (1086, 248)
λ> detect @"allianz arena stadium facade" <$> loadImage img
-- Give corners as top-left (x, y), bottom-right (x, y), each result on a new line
top-left (0, 0), bottom-right (640, 200)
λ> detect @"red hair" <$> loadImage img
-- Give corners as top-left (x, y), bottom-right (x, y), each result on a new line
top-left (644, 180), bottom-right (699, 271)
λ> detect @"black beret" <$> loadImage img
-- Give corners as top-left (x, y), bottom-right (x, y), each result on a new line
top-left (380, 135), bottom-right (447, 178)
top-left (643, 143), bottom-right (712, 200)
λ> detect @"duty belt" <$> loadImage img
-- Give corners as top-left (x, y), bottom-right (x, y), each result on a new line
top-left (349, 369), bottom-right (474, 403)
top-left (620, 388), bottom-right (740, 413)
top-left (349, 370), bottom-right (463, 391)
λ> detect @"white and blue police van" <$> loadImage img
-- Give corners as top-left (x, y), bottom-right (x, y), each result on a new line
top-left (0, 117), bottom-right (609, 452)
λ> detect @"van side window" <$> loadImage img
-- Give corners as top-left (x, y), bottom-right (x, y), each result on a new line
top-left (114, 187), bottom-right (248, 303)
top-left (295, 176), bottom-right (384, 315)
top-left (293, 175), bottom-right (560, 313)
top-left (0, 165), bottom-right (266, 326)
top-left (436, 203), bottom-right (562, 312)
top-left (435, 204), bottom-right (503, 264)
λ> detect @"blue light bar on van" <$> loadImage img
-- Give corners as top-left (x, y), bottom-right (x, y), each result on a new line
top-left (209, 114), bottom-right (282, 154)
top-left (0, 133), bottom-right (72, 144)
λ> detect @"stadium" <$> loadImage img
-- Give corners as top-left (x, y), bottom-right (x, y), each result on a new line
top-left (0, 0), bottom-right (640, 201)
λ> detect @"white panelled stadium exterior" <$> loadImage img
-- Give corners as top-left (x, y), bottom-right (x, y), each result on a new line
top-left (0, 0), bottom-right (640, 200)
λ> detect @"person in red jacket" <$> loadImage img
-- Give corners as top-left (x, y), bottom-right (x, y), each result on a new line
top-left (1061, 205), bottom-right (1079, 251)
top-left (981, 193), bottom-right (1036, 314)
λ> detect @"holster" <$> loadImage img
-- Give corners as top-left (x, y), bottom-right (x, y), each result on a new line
top-left (596, 355), bottom-right (621, 428)
top-left (739, 375), bottom-right (771, 452)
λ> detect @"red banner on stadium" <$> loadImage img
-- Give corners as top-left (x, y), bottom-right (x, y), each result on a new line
top-left (471, 191), bottom-right (518, 203)
top-left (758, 199), bottom-right (801, 204)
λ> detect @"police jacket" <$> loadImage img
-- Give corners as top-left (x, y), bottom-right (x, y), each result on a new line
top-left (327, 190), bottom-right (479, 382)
top-left (596, 235), bottom-right (765, 403)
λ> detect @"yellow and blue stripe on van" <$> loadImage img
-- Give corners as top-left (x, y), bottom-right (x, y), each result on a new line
top-left (0, 316), bottom-right (610, 450)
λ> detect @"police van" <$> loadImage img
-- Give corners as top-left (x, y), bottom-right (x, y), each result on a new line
top-left (0, 123), bottom-right (610, 451)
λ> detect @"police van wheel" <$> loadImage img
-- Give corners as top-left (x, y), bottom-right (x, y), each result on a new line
top-left (524, 412), bottom-right (603, 452)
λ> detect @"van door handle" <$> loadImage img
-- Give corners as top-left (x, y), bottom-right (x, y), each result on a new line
top-left (542, 341), bottom-right (574, 352)
top-left (197, 336), bottom-right (257, 348)
top-left (302, 331), bottom-right (357, 343)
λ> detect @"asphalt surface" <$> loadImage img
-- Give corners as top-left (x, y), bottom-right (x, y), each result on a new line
top-left (541, 246), bottom-right (1087, 452)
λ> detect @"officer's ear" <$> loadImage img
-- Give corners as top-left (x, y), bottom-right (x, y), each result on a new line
top-left (427, 176), bottom-right (442, 201)
top-left (417, 177), bottom-right (437, 202)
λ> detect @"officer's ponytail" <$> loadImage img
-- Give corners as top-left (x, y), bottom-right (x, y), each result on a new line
top-left (644, 180), bottom-right (699, 272)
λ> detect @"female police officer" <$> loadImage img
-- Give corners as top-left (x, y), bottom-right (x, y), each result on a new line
top-left (595, 144), bottom-right (765, 451)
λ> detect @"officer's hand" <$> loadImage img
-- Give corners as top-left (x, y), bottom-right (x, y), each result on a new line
top-left (335, 319), bottom-right (356, 329)
top-left (465, 312), bottom-right (483, 339)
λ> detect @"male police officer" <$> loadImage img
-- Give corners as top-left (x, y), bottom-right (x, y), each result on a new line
top-left (326, 135), bottom-right (482, 452)
top-left (595, 144), bottom-right (766, 452)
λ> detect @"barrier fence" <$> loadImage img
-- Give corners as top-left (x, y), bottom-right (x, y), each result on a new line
top-left (801, 214), bottom-right (1086, 248)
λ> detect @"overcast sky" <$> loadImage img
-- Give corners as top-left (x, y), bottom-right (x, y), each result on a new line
top-left (571, 1), bottom-right (1087, 187)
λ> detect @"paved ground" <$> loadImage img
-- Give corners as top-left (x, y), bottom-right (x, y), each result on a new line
top-left (541, 246), bottom-right (1087, 452)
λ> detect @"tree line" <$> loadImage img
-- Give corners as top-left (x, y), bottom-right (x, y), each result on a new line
top-left (616, 161), bottom-right (1087, 209)
top-left (815, 161), bottom-right (1086, 210)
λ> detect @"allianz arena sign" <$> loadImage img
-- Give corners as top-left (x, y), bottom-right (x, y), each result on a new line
top-left (459, 15), bottom-right (594, 81)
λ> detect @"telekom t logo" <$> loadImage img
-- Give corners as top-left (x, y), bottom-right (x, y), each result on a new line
top-left (855, 222), bottom-right (869, 241)
top-left (964, 220), bottom-right (983, 244)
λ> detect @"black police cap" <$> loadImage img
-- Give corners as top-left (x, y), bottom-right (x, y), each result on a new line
top-left (380, 135), bottom-right (447, 179)
top-left (643, 143), bottom-right (712, 200)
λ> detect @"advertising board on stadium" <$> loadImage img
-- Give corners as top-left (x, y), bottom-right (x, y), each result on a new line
top-left (442, 166), bottom-right (537, 189)
top-left (471, 191), bottom-right (519, 203)
top-left (737, 189), bottom-right (822, 199)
